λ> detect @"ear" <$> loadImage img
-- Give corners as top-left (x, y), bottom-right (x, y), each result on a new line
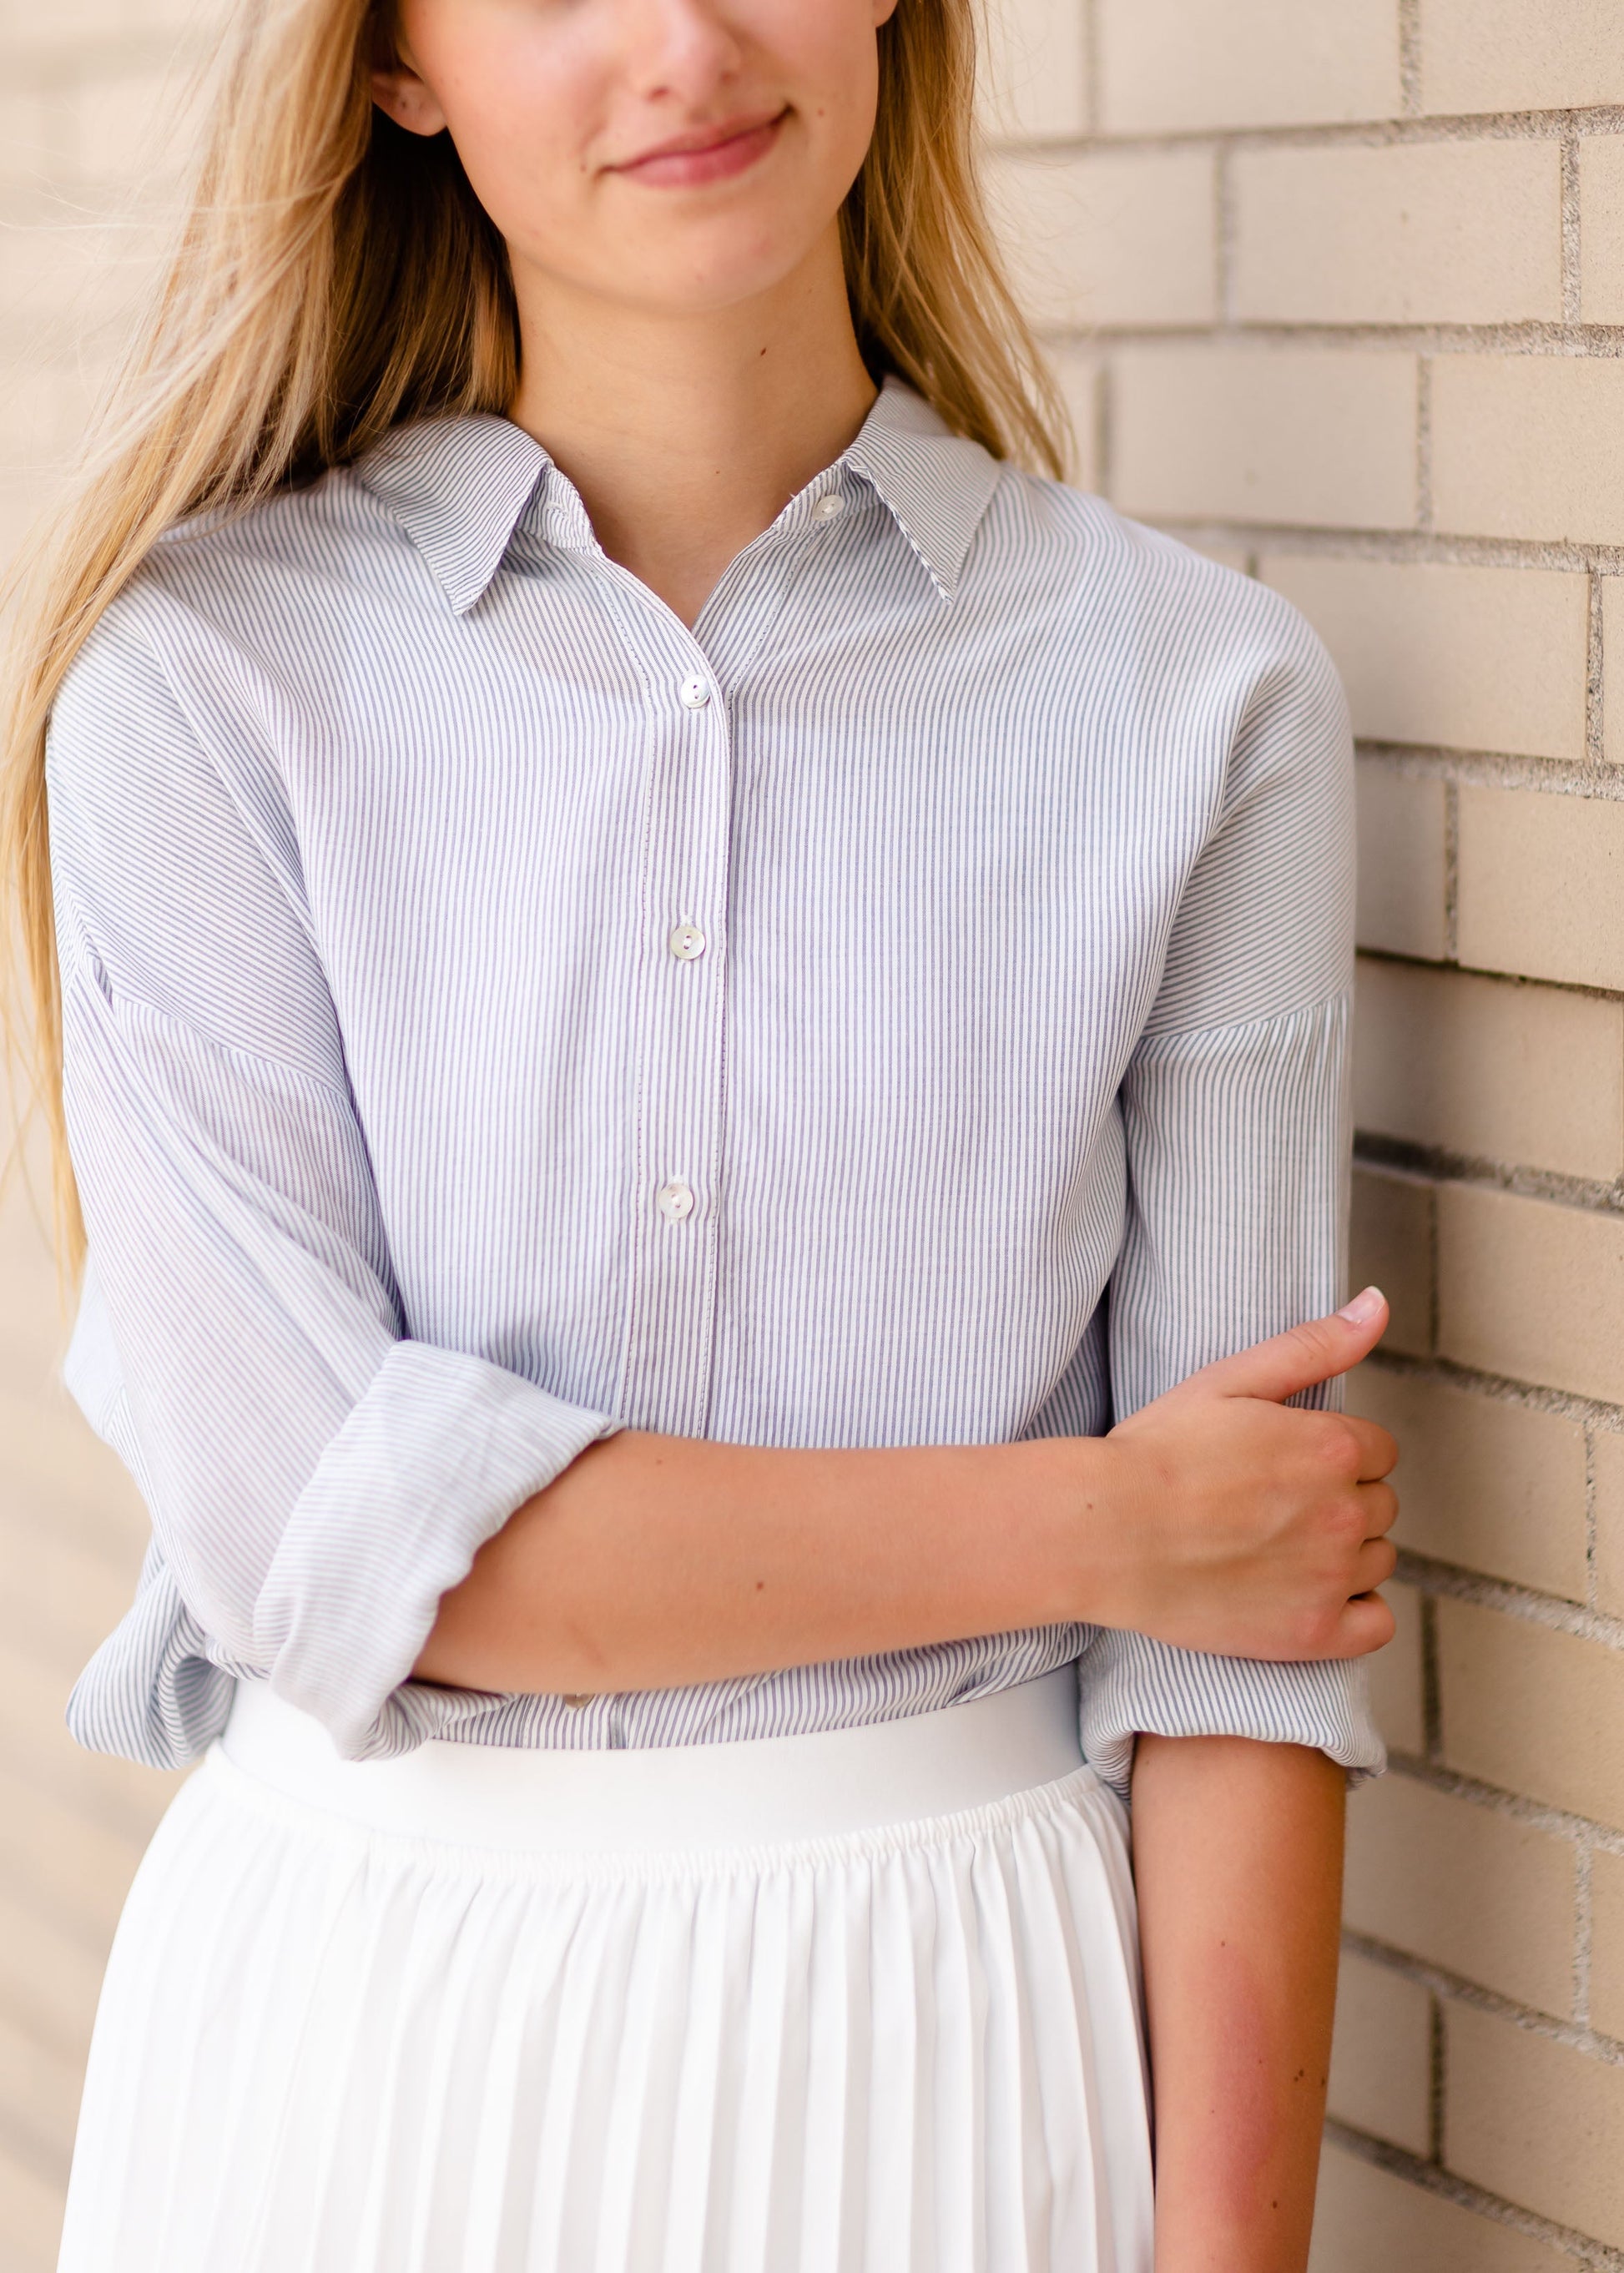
top-left (371, 56), bottom-right (450, 139)
top-left (871, 0), bottom-right (900, 23)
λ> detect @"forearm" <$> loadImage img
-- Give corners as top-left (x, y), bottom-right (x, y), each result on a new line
top-left (1132, 1733), bottom-right (1345, 2273)
top-left (414, 1429), bottom-right (1093, 1694)
top-left (414, 1298), bottom-right (1399, 1697)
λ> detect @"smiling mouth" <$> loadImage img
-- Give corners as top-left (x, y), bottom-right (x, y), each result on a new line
top-left (609, 110), bottom-right (789, 190)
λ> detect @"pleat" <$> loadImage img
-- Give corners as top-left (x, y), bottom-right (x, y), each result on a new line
top-left (58, 1757), bottom-right (1153, 2273)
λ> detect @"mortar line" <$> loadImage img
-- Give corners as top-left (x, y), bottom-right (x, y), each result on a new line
top-left (1420, 1591), bottom-right (1444, 1762)
top-left (1398, 0), bottom-right (1424, 117)
top-left (984, 104), bottom-right (1624, 160)
top-left (1383, 1749), bottom-right (1624, 1857)
top-left (1147, 525), bottom-right (1624, 573)
top-left (1426, 1991), bottom-right (1445, 2162)
top-left (1440, 771), bottom-right (1457, 956)
top-left (1213, 141), bottom-right (1237, 330)
top-left (1576, 1835), bottom-right (1595, 2029)
top-left (1415, 355), bottom-right (1433, 532)
top-left (1588, 572), bottom-right (1608, 767)
top-left (1393, 1545), bottom-right (1624, 1653)
top-left (1323, 2124), bottom-right (1624, 2269)
top-left (1563, 134), bottom-right (1585, 326)
top-left (1341, 1930), bottom-right (1624, 2064)
top-left (1586, 1424), bottom-right (1601, 1614)
top-left (1080, 0), bottom-right (1099, 138)
top-left (1354, 942), bottom-right (1624, 1014)
top-left (1355, 735), bottom-right (1624, 794)
top-left (1361, 1344), bottom-right (1624, 1434)
top-left (1354, 1133), bottom-right (1624, 1219)
top-left (1057, 317), bottom-right (1624, 354)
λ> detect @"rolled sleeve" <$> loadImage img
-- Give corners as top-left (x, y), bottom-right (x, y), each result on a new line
top-left (1090, 607), bottom-right (1385, 1795)
top-left (49, 606), bottom-right (616, 1759)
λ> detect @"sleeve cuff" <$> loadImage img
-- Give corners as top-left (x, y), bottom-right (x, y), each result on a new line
top-left (251, 1339), bottom-right (619, 1757)
top-left (1077, 1627), bottom-right (1386, 1802)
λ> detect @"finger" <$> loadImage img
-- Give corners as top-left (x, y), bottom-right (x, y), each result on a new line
top-left (1352, 1535), bottom-right (1398, 1592)
top-left (1329, 1590), bottom-right (1397, 1658)
top-left (1185, 1287), bottom-right (1389, 1407)
top-left (1344, 1417), bottom-right (1399, 1483)
top-left (1354, 1478), bottom-right (1399, 1538)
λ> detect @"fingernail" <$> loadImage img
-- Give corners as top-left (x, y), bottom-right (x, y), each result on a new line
top-left (1338, 1286), bottom-right (1384, 1326)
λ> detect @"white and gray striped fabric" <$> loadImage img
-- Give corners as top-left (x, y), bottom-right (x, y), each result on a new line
top-left (46, 376), bottom-right (1380, 1796)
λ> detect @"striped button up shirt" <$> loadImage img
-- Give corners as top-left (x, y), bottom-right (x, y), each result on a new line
top-left (48, 377), bottom-right (1380, 1794)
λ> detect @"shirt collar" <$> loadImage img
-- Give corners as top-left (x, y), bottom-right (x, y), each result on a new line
top-left (354, 374), bottom-right (1003, 616)
top-left (842, 376), bottom-right (1004, 602)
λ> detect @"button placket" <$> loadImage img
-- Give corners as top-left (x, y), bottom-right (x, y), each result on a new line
top-left (617, 626), bottom-right (732, 1438)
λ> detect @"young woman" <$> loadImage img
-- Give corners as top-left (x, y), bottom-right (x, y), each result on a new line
top-left (2, 1), bottom-right (1400, 2266)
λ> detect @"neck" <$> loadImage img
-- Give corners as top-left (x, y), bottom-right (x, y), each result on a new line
top-left (507, 230), bottom-right (877, 627)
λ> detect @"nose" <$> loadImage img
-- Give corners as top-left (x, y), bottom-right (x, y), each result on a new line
top-left (622, 0), bottom-right (746, 103)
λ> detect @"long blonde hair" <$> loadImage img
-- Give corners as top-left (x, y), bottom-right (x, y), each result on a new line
top-left (2, 0), bottom-right (1066, 1265)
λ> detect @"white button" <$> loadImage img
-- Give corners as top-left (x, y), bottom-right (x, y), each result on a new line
top-left (679, 673), bottom-right (711, 710)
top-left (668, 921), bottom-right (707, 961)
top-left (657, 1178), bottom-right (696, 1223)
top-left (811, 492), bottom-right (845, 523)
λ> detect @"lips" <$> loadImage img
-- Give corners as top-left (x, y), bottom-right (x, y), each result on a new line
top-left (608, 109), bottom-right (787, 190)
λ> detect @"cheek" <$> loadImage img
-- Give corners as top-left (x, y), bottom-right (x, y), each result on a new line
top-left (411, 23), bottom-right (606, 245)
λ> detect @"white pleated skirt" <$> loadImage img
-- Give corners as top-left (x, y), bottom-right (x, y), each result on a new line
top-left (57, 1666), bottom-right (1152, 2273)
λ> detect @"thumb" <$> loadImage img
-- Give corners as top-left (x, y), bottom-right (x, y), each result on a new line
top-left (1190, 1287), bottom-right (1389, 1406)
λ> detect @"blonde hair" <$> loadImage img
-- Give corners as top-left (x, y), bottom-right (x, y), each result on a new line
top-left (2, 0), bottom-right (1067, 1265)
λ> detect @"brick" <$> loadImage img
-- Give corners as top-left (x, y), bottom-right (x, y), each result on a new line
top-left (64, 67), bottom-right (198, 190)
top-left (988, 150), bottom-right (1217, 331)
top-left (0, 1383), bottom-right (150, 1560)
top-left (0, 1512), bottom-right (153, 1668)
top-left (0, 2010), bottom-right (83, 2176)
top-left (979, 0), bottom-right (1090, 143)
top-left (1354, 960), bottom-right (1624, 1185)
top-left (1097, 0), bottom-right (1401, 134)
top-left (1596, 1429), bottom-right (1624, 1624)
top-left (1309, 2139), bottom-right (1571, 2273)
top-left (1436, 1597), bottom-right (1624, 1831)
top-left (1048, 345), bottom-right (1101, 493)
top-left (1445, 2000), bottom-right (1624, 2247)
top-left (1326, 1949), bottom-right (1432, 2155)
top-left (1344, 1773), bottom-right (1576, 2013)
top-left (1354, 765), bottom-right (1447, 960)
top-left (1263, 558), bottom-right (1587, 764)
top-left (1438, 1182), bottom-right (1624, 1406)
top-left (1366, 1576), bottom-right (1426, 1757)
top-left (1348, 1365), bottom-right (1587, 1600)
top-left (0, 1646), bottom-right (189, 1848)
top-left (1580, 139), bottom-right (1624, 327)
top-left (1457, 785), bottom-right (1624, 993)
top-left (0, 88), bottom-right (58, 190)
top-left (1233, 142), bottom-right (1561, 327)
top-left (0, 2141), bottom-right (66, 2273)
top-left (1421, 0), bottom-right (1624, 115)
top-left (1431, 356), bottom-right (1624, 546)
top-left (1110, 348), bottom-right (1417, 531)
top-left (0, 1884), bottom-right (105, 2054)
top-left (1592, 1846), bottom-right (1624, 2042)
top-left (1606, 579), bottom-right (1624, 768)
top-left (0, 1761), bottom-right (149, 1942)
top-left (1350, 1169), bottom-right (1434, 1359)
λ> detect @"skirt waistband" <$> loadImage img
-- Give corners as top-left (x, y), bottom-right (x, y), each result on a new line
top-left (218, 1666), bottom-right (1087, 1855)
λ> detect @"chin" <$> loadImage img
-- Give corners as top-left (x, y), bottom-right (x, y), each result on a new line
top-left (611, 229), bottom-right (822, 319)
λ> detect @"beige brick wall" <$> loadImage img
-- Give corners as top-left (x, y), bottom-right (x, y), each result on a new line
top-left (8, 1), bottom-right (1624, 2268)
top-left (982, 0), bottom-right (1624, 2264)
top-left (0, 5), bottom-right (212, 2265)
